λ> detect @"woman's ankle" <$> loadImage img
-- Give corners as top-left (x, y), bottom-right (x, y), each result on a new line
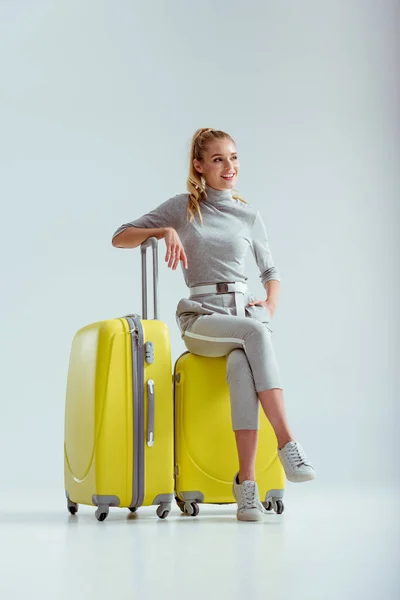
top-left (238, 471), bottom-right (256, 484)
top-left (277, 434), bottom-right (295, 450)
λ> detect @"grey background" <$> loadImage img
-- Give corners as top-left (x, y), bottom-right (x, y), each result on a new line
top-left (0, 0), bottom-right (399, 495)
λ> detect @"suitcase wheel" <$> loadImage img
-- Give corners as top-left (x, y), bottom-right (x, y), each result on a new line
top-left (128, 507), bottom-right (138, 514)
top-left (263, 499), bottom-right (284, 514)
top-left (156, 503), bottom-right (171, 520)
top-left (273, 499), bottom-right (284, 515)
top-left (67, 499), bottom-right (78, 516)
top-left (183, 502), bottom-right (199, 517)
top-left (95, 505), bottom-right (109, 522)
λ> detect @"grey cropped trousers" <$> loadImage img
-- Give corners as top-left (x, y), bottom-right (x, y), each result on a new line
top-left (177, 290), bottom-right (283, 431)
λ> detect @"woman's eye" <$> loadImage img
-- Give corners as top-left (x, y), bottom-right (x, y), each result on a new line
top-left (214, 156), bottom-right (238, 162)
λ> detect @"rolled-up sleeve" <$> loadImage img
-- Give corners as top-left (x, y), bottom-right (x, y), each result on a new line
top-left (112, 195), bottom-right (182, 242)
top-left (249, 210), bottom-right (281, 285)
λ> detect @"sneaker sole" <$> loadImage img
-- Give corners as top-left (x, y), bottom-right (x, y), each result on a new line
top-left (236, 510), bottom-right (265, 522)
top-left (286, 471), bottom-right (316, 483)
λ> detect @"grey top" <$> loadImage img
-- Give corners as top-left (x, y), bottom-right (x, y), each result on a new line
top-left (112, 184), bottom-right (281, 289)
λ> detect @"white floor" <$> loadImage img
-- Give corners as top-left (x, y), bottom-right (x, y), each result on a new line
top-left (0, 484), bottom-right (398, 600)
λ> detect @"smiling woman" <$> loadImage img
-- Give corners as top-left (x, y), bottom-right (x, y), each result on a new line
top-left (112, 127), bottom-right (316, 522)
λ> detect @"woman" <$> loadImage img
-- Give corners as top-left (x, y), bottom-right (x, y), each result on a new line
top-left (112, 128), bottom-right (316, 522)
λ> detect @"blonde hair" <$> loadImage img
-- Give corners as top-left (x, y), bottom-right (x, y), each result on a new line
top-left (186, 128), bottom-right (247, 224)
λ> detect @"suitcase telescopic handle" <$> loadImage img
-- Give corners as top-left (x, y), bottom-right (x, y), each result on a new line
top-left (140, 237), bottom-right (159, 320)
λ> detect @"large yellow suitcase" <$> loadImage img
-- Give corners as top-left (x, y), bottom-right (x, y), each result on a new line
top-left (174, 352), bottom-right (285, 516)
top-left (64, 238), bottom-right (174, 521)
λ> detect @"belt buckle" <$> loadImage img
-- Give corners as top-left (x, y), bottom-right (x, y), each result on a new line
top-left (216, 283), bottom-right (229, 293)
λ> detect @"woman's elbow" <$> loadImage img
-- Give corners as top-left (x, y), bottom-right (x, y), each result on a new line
top-left (111, 228), bottom-right (141, 249)
top-left (111, 228), bottom-right (128, 248)
top-left (111, 234), bottom-right (120, 247)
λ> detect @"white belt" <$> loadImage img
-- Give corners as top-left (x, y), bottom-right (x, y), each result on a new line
top-left (189, 282), bottom-right (247, 317)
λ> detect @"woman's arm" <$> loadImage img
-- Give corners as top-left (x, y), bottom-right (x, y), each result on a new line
top-left (112, 225), bottom-right (188, 270)
top-left (264, 279), bottom-right (280, 305)
top-left (249, 210), bottom-right (281, 286)
top-left (246, 210), bottom-right (281, 317)
top-left (112, 226), bottom-right (168, 249)
top-left (111, 194), bottom-right (185, 249)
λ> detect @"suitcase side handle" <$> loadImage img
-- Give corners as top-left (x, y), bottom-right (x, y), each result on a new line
top-left (147, 379), bottom-right (155, 447)
top-left (140, 237), bottom-right (159, 320)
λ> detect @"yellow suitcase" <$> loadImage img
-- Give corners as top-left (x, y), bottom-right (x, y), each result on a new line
top-left (174, 352), bottom-right (285, 516)
top-left (64, 238), bottom-right (174, 521)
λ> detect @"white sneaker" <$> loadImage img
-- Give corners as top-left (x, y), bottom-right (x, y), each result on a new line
top-left (278, 441), bottom-right (316, 482)
top-left (232, 473), bottom-right (267, 522)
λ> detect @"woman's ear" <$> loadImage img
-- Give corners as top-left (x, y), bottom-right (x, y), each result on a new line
top-left (193, 159), bottom-right (202, 174)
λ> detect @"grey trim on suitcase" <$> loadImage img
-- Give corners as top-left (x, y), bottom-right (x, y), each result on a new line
top-left (264, 489), bottom-right (284, 502)
top-left (134, 315), bottom-right (146, 509)
top-left (125, 314), bottom-right (146, 510)
top-left (92, 494), bottom-right (120, 507)
top-left (151, 493), bottom-right (174, 505)
top-left (173, 352), bottom-right (188, 503)
top-left (178, 491), bottom-right (205, 503)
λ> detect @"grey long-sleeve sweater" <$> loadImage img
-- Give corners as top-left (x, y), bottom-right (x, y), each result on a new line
top-left (112, 184), bottom-right (281, 289)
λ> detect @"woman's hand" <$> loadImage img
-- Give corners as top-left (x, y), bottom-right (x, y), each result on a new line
top-left (247, 298), bottom-right (277, 318)
top-left (163, 227), bottom-right (188, 270)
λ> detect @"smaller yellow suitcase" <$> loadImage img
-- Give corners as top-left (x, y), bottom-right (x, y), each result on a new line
top-left (174, 352), bottom-right (285, 516)
top-left (64, 238), bottom-right (174, 521)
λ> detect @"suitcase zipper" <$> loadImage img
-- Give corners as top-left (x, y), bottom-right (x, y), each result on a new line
top-left (126, 315), bottom-right (145, 509)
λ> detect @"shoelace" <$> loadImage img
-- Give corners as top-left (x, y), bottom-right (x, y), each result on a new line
top-left (241, 482), bottom-right (258, 509)
top-left (286, 443), bottom-right (311, 468)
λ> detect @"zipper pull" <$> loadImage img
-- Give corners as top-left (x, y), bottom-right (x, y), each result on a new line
top-left (134, 328), bottom-right (143, 347)
top-left (129, 325), bottom-right (139, 340)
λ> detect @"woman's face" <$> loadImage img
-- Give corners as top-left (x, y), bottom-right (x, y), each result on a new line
top-left (193, 138), bottom-right (240, 191)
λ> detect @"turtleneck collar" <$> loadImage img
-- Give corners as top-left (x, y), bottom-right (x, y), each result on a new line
top-left (204, 183), bottom-right (233, 204)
